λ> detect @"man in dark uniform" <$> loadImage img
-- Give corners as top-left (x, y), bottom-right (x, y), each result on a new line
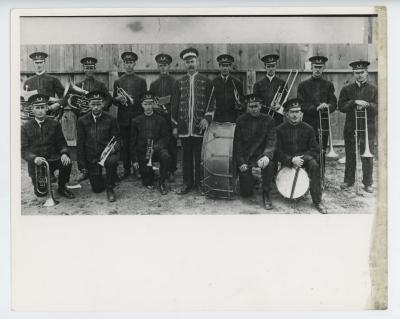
top-left (276, 98), bottom-right (327, 214)
top-left (77, 91), bottom-right (120, 202)
top-left (23, 51), bottom-right (66, 114)
top-left (21, 93), bottom-right (74, 199)
top-left (112, 51), bottom-right (147, 178)
top-left (149, 53), bottom-right (178, 182)
top-left (233, 94), bottom-right (276, 210)
top-left (338, 60), bottom-right (377, 193)
top-left (253, 54), bottom-right (287, 126)
top-left (211, 54), bottom-right (244, 123)
top-left (130, 92), bottom-right (171, 195)
top-left (297, 55), bottom-right (337, 168)
top-left (171, 47), bottom-right (213, 194)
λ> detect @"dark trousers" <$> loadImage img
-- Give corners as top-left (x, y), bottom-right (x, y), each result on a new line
top-left (344, 133), bottom-right (374, 187)
top-left (28, 159), bottom-right (71, 197)
top-left (303, 157), bottom-right (322, 204)
top-left (181, 136), bottom-right (203, 187)
top-left (87, 154), bottom-right (119, 193)
top-left (238, 162), bottom-right (274, 197)
top-left (120, 125), bottom-right (131, 171)
top-left (168, 135), bottom-right (178, 173)
top-left (138, 149), bottom-right (171, 186)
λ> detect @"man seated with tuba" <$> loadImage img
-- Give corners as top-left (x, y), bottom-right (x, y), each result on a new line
top-left (276, 98), bottom-right (327, 214)
top-left (233, 94), bottom-right (276, 210)
top-left (21, 93), bottom-right (74, 199)
top-left (77, 90), bottom-right (120, 202)
top-left (130, 92), bottom-right (171, 195)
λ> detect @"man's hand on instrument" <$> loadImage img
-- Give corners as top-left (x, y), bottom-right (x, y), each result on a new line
top-left (257, 156), bottom-right (270, 169)
top-left (133, 162), bottom-right (139, 170)
top-left (60, 154), bottom-right (71, 166)
top-left (48, 102), bottom-right (60, 111)
top-left (292, 155), bottom-right (304, 168)
top-left (199, 118), bottom-right (209, 132)
top-left (115, 94), bottom-right (127, 104)
top-left (34, 156), bottom-right (46, 166)
top-left (172, 128), bottom-right (178, 139)
top-left (239, 164), bottom-right (248, 172)
top-left (355, 100), bottom-right (369, 110)
top-left (316, 103), bottom-right (329, 111)
top-left (270, 101), bottom-right (281, 111)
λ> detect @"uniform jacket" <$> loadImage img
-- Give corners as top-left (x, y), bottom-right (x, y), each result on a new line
top-left (112, 73), bottom-right (147, 127)
top-left (75, 77), bottom-right (113, 109)
top-left (297, 76), bottom-right (337, 132)
top-left (233, 113), bottom-right (276, 167)
top-left (338, 81), bottom-right (378, 138)
top-left (211, 74), bottom-right (244, 123)
top-left (253, 75), bottom-right (286, 112)
top-left (276, 121), bottom-right (320, 167)
top-left (77, 112), bottom-right (120, 170)
top-left (23, 73), bottom-right (65, 98)
top-left (171, 73), bottom-right (213, 137)
top-left (130, 113), bottom-right (169, 163)
top-left (21, 117), bottom-right (69, 163)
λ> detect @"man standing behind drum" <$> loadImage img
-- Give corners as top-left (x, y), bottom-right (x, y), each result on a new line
top-left (276, 98), bottom-right (327, 214)
top-left (233, 94), bottom-right (276, 210)
top-left (211, 54), bottom-right (244, 123)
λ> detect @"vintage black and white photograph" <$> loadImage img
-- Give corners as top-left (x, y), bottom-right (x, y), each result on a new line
top-left (10, 7), bottom-right (387, 311)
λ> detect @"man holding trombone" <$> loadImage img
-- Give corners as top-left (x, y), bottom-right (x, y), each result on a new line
top-left (338, 60), bottom-right (377, 193)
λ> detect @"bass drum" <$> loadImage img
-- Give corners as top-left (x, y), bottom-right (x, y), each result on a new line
top-left (276, 166), bottom-right (310, 199)
top-left (201, 122), bottom-right (237, 199)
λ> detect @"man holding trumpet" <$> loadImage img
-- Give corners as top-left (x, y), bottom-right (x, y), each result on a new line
top-left (338, 60), bottom-right (377, 193)
top-left (77, 91), bottom-right (120, 202)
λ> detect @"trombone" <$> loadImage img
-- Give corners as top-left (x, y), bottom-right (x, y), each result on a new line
top-left (268, 69), bottom-right (299, 118)
top-left (354, 107), bottom-right (374, 194)
top-left (35, 159), bottom-right (59, 207)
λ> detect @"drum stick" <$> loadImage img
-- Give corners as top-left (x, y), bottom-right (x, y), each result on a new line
top-left (290, 167), bottom-right (301, 199)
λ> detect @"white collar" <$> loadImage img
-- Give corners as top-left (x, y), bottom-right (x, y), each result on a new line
top-left (356, 80), bottom-right (367, 87)
top-left (35, 70), bottom-right (46, 76)
top-left (266, 74), bottom-right (275, 81)
top-left (35, 118), bottom-right (45, 125)
top-left (188, 71), bottom-right (198, 78)
top-left (92, 112), bottom-right (102, 121)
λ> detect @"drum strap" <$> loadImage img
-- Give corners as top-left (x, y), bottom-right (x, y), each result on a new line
top-left (290, 167), bottom-right (301, 199)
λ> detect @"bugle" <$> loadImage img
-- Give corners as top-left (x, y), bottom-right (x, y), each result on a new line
top-left (98, 136), bottom-right (118, 167)
top-left (117, 86), bottom-right (134, 106)
top-left (35, 159), bottom-right (59, 207)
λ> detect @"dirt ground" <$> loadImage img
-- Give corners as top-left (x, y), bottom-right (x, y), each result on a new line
top-left (20, 147), bottom-right (377, 216)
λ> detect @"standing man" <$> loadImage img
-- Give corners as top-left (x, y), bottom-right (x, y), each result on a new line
top-left (171, 47), bottom-right (213, 194)
top-left (253, 54), bottom-right (287, 126)
top-left (149, 53), bottom-right (178, 182)
top-left (23, 51), bottom-right (65, 114)
top-left (112, 51), bottom-right (147, 178)
top-left (77, 91), bottom-right (120, 202)
top-left (21, 93), bottom-right (74, 199)
top-left (211, 54), bottom-right (244, 123)
top-left (130, 92), bottom-right (171, 195)
top-left (276, 98), bottom-right (327, 214)
top-left (233, 94), bottom-right (276, 210)
top-left (338, 60), bottom-right (377, 193)
top-left (297, 55), bottom-right (337, 168)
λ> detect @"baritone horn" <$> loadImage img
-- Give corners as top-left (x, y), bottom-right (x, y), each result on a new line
top-left (35, 159), bottom-right (59, 207)
top-left (268, 69), bottom-right (299, 118)
top-left (98, 136), bottom-right (118, 167)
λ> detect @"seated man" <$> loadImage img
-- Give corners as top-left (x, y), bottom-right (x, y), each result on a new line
top-left (21, 93), bottom-right (74, 199)
top-left (130, 92), bottom-right (171, 195)
top-left (77, 91), bottom-right (120, 202)
top-left (276, 98), bottom-right (327, 214)
top-left (233, 94), bottom-right (276, 210)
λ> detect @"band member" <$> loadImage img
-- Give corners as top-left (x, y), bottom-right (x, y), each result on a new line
top-left (21, 93), bottom-right (74, 199)
top-left (297, 55), bottom-right (337, 163)
top-left (149, 53), bottom-right (178, 182)
top-left (276, 98), bottom-right (327, 214)
top-left (211, 54), bottom-right (244, 123)
top-left (112, 51), bottom-right (147, 178)
top-left (77, 91), bottom-right (120, 202)
top-left (338, 60), bottom-right (377, 193)
top-left (253, 54), bottom-right (287, 126)
top-left (171, 47), bottom-right (213, 194)
top-left (130, 92), bottom-right (171, 195)
top-left (233, 94), bottom-right (276, 210)
top-left (23, 51), bottom-right (65, 114)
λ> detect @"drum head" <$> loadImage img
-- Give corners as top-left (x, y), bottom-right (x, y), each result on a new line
top-left (276, 167), bottom-right (310, 199)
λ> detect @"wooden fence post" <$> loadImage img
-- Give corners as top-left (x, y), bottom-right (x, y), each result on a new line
top-left (246, 70), bottom-right (256, 94)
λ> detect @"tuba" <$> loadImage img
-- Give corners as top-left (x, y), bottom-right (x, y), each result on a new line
top-left (35, 159), bottom-right (59, 207)
top-left (65, 77), bottom-right (90, 114)
top-left (146, 139), bottom-right (154, 167)
top-left (98, 136), bottom-right (118, 167)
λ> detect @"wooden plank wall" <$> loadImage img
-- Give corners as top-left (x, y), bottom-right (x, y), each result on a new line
top-left (20, 43), bottom-right (378, 145)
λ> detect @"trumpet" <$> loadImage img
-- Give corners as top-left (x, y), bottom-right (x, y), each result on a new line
top-left (117, 86), bottom-right (134, 107)
top-left (154, 96), bottom-right (170, 115)
top-left (65, 76), bottom-right (89, 96)
top-left (98, 136), bottom-right (118, 167)
top-left (146, 139), bottom-right (154, 167)
top-left (268, 69), bottom-right (299, 118)
top-left (35, 159), bottom-right (59, 207)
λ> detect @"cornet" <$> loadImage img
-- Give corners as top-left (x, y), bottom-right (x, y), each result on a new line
top-left (98, 136), bottom-right (118, 167)
top-left (35, 159), bottom-right (59, 207)
top-left (117, 86), bottom-right (134, 106)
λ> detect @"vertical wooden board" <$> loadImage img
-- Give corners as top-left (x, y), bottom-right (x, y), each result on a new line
top-left (96, 44), bottom-right (108, 71)
top-left (72, 44), bottom-right (82, 71)
top-left (20, 46), bottom-right (29, 72)
top-left (48, 45), bottom-right (60, 73)
top-left (246, 70), bottom-right (257, 94)
top-left (278, 44), bottom-right (289, 70)
top-left (297, 43), bottom-right (311, 70)
top-left (63, 44), bottom-right (74, 72)
top-left (367, 43), bottom-right (378, 69)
